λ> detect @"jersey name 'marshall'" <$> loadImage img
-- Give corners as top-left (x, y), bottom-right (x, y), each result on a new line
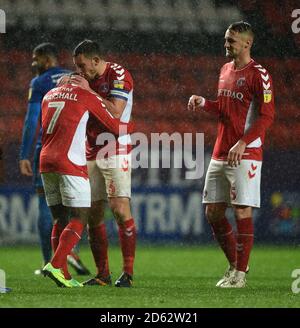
top-left (99, 312), bottom-right (134, 326)
top-left (44, 92), bottom-right (78, 101)
top-left (218, 88), bottom-right (244, 101)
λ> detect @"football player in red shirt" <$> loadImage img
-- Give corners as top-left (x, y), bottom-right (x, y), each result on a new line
top-left (188, 21), bottom-right (275, 287)
top-left (41, 76), bottom-right (130, 287)
top-left (69, 40), bottom-right (136, 287)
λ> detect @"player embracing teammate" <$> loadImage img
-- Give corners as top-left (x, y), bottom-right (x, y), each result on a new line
top-left (68, 40), bottom-right (136, 287)
top-left (41, 75), bottom-right (131, 287)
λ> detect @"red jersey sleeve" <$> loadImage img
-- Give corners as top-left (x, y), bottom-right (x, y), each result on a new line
top-left (241, 68), bottom-right (275, 145)
top-left (203, 99), bottom-right (220, 115)
top-left (82, 90), bottom-right (131, 136)
top-left (108, 64), bottom-right (133, 101)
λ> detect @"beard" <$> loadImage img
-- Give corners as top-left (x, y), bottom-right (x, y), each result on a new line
top-left (84, 70), bottom-right (97, 81)
top-left (225, 48), bottom-right (237, 59)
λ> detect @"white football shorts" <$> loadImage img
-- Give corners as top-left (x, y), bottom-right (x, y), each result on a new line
top-left (202, 159), bottom-right (262, 208)
top-left (88, 153), bottom-right (131, 202)
top-left (41, 173), bottom-right (91, 207)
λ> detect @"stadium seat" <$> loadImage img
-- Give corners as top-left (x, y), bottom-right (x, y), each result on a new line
top-left (84, 0), bottom-right (107, 18)
top-left (0, 48), bottom-right (297, 151)
top-left (15, 0), bottom-right (36, 17)
top-left (173, 0), bottom-right (195, 20)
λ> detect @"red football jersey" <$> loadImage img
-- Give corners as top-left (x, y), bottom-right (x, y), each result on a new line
top-left (86, 62), bottom-right (133, 160)
top-left (203, 59), bottom-right (275, 161)
top-left (40, 84), bottom-right (124, 177)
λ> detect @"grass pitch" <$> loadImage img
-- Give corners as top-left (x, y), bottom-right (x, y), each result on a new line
top-left (1, 245), bottom-right (300, 308)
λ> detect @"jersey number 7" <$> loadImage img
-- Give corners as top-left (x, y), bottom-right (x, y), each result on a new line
top-left (47, 101), bottom-right (65, 134)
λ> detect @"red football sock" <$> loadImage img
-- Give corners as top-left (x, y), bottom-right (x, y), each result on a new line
top-left (210, 217), bottom-right (237, 267)
top-left (88, 224), bottom-right (110, 277)
top-left (236, 217), bottom-right (254, 272)
top-left (51, 219), bottom-right (84, 271)
top-left (118, 218), bottom-right (136, 276)
top-left (51, 222), bottom-right (71, 279)
top-left (51, 222), bottom-right (64, 252)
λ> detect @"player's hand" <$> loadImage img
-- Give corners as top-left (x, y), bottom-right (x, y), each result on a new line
top-left (187, 95), bottom-right (205, 111)
top-left (19, 159), bottom-right (33, 176)
top-left (57, 75), bottom-right (70, 87)
top-left (227, 140), bottom-right (246, 167)
top-left (70, 75), bottom-right (91, 91)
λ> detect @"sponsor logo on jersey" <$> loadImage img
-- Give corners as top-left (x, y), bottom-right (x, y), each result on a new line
top-left (236, 77), bottom-right (246, 87)
top-left (113, 80), bottom-right (125, 89)
top-left (218, 88), bottom-right (244, 101)
top-left (263, 89), bottom-right (272, 103)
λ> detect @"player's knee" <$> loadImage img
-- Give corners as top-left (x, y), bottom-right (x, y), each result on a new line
top-left (88, 201), bottom-right (105, 227)
top-left (88, 216), bottom-right (104, 228)
top-left (109, 198), bottom-right (131, 224)
top-left (70, 207), bottom-right (89, 225)
top-left (234, 206), bottom-right (252, 220)
top-left (111, 204), bottom-right (127, 223)
top-left (88, 218), bottom-right (102, 228)
top-left (205, 204), bottom-right (226, 223)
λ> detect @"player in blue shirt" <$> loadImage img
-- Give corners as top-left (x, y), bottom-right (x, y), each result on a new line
top-left (19, 43), bottom-right (90, 276)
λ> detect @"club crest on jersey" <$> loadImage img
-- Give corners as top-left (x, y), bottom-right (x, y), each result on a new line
top-left (236, 77), bottom-right (246, 87)
top-left (99, 83), bottom-right (109, 93)
top-left (263, 89), bottom-right (272, 103)
top-left (113, 80), bottom-right (124, 89)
